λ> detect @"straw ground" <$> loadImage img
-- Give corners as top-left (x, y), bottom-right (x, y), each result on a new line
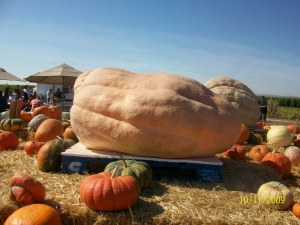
top-left (0, 118), bottom-right (300, 225)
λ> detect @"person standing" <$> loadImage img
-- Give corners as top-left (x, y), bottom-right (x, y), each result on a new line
top-left (47, 88), bottom-right (53, 103)
top-left (0, 90), bottom-right (8, 112)
top-left (54, 88), bottom-right (62, 101)
top-left (259, 96), bottom-right (268, 125)
top-left (15, 85), bottom-right (22, 99)
top-left (30, 95), bottom-right (44, 111)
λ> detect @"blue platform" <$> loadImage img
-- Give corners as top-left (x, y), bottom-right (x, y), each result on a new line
top-left (61, 143), bottom-right (223, 182)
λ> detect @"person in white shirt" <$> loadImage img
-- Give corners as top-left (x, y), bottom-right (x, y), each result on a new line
top-left (47, 88), bottom-right (53, 103)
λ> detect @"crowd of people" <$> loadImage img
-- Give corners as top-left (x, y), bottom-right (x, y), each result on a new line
top-left (0, 85), bottom-right (44, 112)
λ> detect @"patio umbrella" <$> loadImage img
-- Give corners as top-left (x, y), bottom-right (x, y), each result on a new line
top-left (0, 68), bottom-right (24, 82)
top-left (24, 63), bottom-right (83, 109)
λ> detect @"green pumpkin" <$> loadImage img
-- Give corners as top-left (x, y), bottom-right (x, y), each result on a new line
top-left (56, 138), bottom-right (76, 150)
top-left (1, 110), bottom-right (9, 120)
top-left (0, 118), bottom-right (24, 131)
top-left (28, 114), bottom-right (49, 132)
top-left (104, 159), bottom-right (153, 190)
top-left (37, 138), bottom-right (76, 172)
top-left (37, 140), bottom-right (65, 172)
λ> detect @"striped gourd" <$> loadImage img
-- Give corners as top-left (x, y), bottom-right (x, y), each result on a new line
top-left (28, 114), bottom-right (49, 132)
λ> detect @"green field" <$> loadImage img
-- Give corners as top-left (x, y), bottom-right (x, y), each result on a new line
top-left (271, 106), bottom-right (300, 120)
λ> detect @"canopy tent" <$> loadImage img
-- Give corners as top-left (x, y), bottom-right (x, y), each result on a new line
top-left (0, 68), bottom-right (24, 82)
top-left (24, 63), bottom-right (83, 109)
top-left (24, 63), bottom-right (82, 85)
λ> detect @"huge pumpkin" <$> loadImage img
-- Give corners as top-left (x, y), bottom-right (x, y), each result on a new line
top-left (204, 77), bottom-right (260, 128)
top-left (70, 68), bottom-right (242, 158)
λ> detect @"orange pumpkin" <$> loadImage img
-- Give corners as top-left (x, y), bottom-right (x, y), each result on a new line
top-left (79, 171), bottom-right (140, 211)
top-left (9, 173), bottom-right (46, 206)
top-left (63, 126), bottom-right (78, 142)
top-left (0, 131), bottom-right (19, 150)
top-left (20, 111), bottom-right (33, 122)
top-left (256, 121), bottom-right (264, 129)
top-left (35, 119), bottom-right (64, 142)
top-left (24, 141), bottom-right (45, 155)
top-left (71, 68), bottom-right (242, 158)
top-left (235, 124), bottom-right (250, 144)
top-left (261, 151), bottom-right (291, 178)
top-left (292, 202), bottom-right (300, 218)
top-left (287, 124), bottom-right (300, 134)
top-left (224, 145), bottom-right (247, 160)
top-left (249, 145), bottom-right (271, 162)
top-left (32, 105), bottom-right (62, 120)
top-left (4, 203), bottom-right (62, 225)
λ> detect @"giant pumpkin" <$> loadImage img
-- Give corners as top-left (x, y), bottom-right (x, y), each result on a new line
top-left (70, 68), bottom-right (242, 158)
top-left (204, 77), bottom-right (260, 128)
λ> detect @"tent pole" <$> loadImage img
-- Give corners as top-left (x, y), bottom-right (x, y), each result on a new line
top-left (62, 77), bottom-right (65, 111)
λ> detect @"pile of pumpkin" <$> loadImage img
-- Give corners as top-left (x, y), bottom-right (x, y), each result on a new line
top-left (1, 105), bottom-right (155, 224)
top-left (0, 105), bottom-right (79, 172)
top-left (223, 122), bottom-right (300, 217)
top-left (3, 156), bottom-right (153, 224)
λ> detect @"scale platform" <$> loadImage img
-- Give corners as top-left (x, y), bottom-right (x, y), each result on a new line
top-left (61, 142), bottom-right (223, 182)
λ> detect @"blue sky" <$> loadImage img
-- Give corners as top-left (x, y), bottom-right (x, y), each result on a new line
top-left (0, 0), bottom-right (300, 96)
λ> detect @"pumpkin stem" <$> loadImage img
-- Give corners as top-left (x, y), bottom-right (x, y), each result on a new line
top-left (118, 155), bottom-right (128, 168)
top-left (111, 165), bottom-right (119, 178)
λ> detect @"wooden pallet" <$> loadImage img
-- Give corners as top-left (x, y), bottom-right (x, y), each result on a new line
top-left (61, 143), bottom-right (223, 182)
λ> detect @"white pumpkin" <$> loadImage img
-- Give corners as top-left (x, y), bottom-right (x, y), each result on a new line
top-left (204, 76), bottom-right (260, 128)
top-left (285, 146), bottom-right (300, 166)
top-left (257, 181), bottom-right (294, 210)
top-left (267, 125), bottom-right (293, 147)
